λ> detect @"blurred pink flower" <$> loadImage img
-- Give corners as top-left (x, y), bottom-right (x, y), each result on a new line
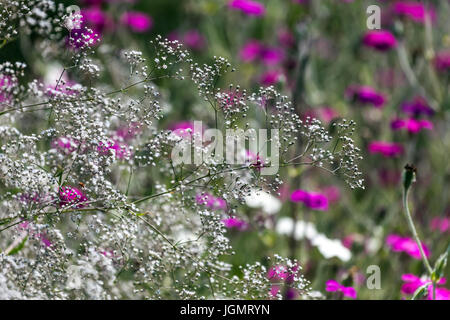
top-left (239, 40), bottom-right (284, 65)
top-left (401, 274), bottom-right (449, 300)
top-left (222, 217), bottom-right (249, 231)
top-left (325, 279), bottom-right (357, 299)
top-left (401, 96), bottom-right (435, 117)
top-left (434, 50), bottom-right (450, 72)
top-left (362, 30), bottom-right (397, 51)
top-left (392, 2), bottom-right (436, 24)
top-left (346, 85), bottom-right (386, 108)
top-left (59, 186), bottom-right (88, 208)
top-left (240, 40), bottom-right (262, 62)
top-left (430, 217), bottom-right (450, 233)
top-left (97, 140), bottom-right (131, 159)
top-left (290, 189), bottom-right (329, 211)
top-left (391, 118), bottom-right (433, 134)
top-left (81, 7), bottom-right (112, 32)
top-left (304, 106), bottom-right (339, 124)
top-left (321, 186), bottom-right (341, 203)
top-left (19, 222), bottom-right (52, 247)
top-left (0, 75), bottom-right (14, 104)
top-left (114, 122), bottom-right (141, 142)
top-left (52, 136), bottom-right (78, 154)
top-left (260, 70), bottom-right (283, 86)
top-left (120, 11), bottom-right (153, 32)
top-left (228, 0), bottom-right (266, 17)
top-left (196, 193), bottom-right (227, 211)
top-left (69, 28), bottom-right (100, 48)
top-left (386, 234), bottom-right (430, 260)
top-left (278, 29), bottom-right (295, 48)
top-left (182, 30), bottom-right (206, 51)
top-left (368, 141), bottom-right (404, 157)
top-left (169, 121), bottom-right (195, 138)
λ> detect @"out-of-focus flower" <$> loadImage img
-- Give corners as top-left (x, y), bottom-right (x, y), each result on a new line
top-left (169, 121), bottom-right (198, 139)
top-left (392, 2), bottom-right (436, 24)
top-left (434, 50), bottom-right (450, 72)
top-left (290, 189), bottom-right (329, 211)
top-left (378, 168), bottom-right (401, 186)
top-left (401, 96), bottom-right (435, 117)
top-left (196, 193), bottom-right (227, 210)
top-left (69, 28), bottom-right (100, 48)
top-left (52, 136), bottom-right (79, 154)
top-left (59, 186), bottom-right (88, 208)
top-left (325, 279), bottom-right (357, 299)
top-left (401, 274), bottom-right (450, 300)
top-left (81, 7), bottom-right (112, 32)
top-left (321, 186), bottom-right (341, 203)
top-left (260, 70), bottom-right (283, 86)
top-left (120, 11), bottom-right (153, 33)
top-left (390, 118), bottom-right (433, 134)
top-left (97, 140), bottom-right (131, 159)
top-left (278, 29), bottom-right (295, 48)
top-left (368, 141), bottom-right (404, 157)
top-left (240, 40), bottom-right (262, 62)
top-left (222, 217), bottom-right (249, 230)
top-left (182, 30), bottom-right (206, 51)
top-left (114, 122), bottom-right (141, 142)
top-left (346, 85), bottom-right (386, 108)
top-left (228, 0), bottom-right (266, 17)
top-left (245, 189), bottom-right (282, 214)
top-left (304, 107), bottom-right (339, 124)
top-left (386, 234), bottom-right (430, 260)
top-left (0, 75), bottom-right (15, 104)
top-left (19, 222), bottom-right (52, 247)
top-left (239, 40), bottom-right (284, 65)
top-left (362, 30), bottom-right (397, 51)
top-left (430, 217), bottom-right (450, 233)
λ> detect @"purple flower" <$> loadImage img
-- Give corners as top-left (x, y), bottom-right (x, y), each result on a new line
top-left (120, 11), bottom-right (153, 33)
top-left (362, 30), bottom-right (397, 51)
top-left (239, 40), bottom-right (284, 65)
top-left (260, 70), bottom-right (283, 86)
top-left (390, 118), bottom-right (433, 134)
top-left (392, 2), bottom-right (436, 24)
top-left (346, 85), bottom-right (386, 108)
top-left (430, 217), bottom-right (450, 233)
top-left (401, 96), bottom-right (435, 117)
top-left (228, 0), bottom-right (266, 17)
top-left (59, 186), bottom-right (88, 208)
top-left (368, 141), bottom-right (404, 157)
top-left (222, 217), bottom-right (249, 231)
top-left (290, 189), bottom-right (329, 211)
top-left (69, 28), bottom-right (100, 49)
top-left (401, 274), bottom-right (449, 300)
top-left (325, 280), bottom-right (357, 299)
top-left (52, 136), bottom-right (78, 154)
top-left (434, 50), bottom-right (450, 72)
top-left (196, 193), bottom-right (227, 211)
top-left (183, 30), bottom-right (206, 51)
top-left (81, 7), bottom-right (112, 32)
top-left (386, 234), bottom-right (430, 260)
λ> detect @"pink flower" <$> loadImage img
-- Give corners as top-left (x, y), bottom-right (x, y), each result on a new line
top-left (98, 140), bottom-right (131, 159)
top-left (278, 29), bottom-right (295, 48)
top-left (430, 217), bottom-right (450, 233)
top-left (169, 121), bottom-right (195, 138)
top-left (69, 28), bottom-right (100, 49)
top-left (228, 0), bottom-right (266, 17)
top-left (401, 274), bottom-right (449, 300)
top-left (368, 141), bottom-right (404, 157)
top-left (120, 12), bottom-right (153, 33)
top-left (52, 136), bottom-right (78, 154)
top-left (386, 234), bottom-right (430, 260)
top-left (81, 7), bottom-right (112, 32)
top-left (391, 118), bottom-right (433, 134)
top-left (362, 30), bottom-right (397, 51)
top-left (240, 40), bottom-right (263, 62)
top-left (321, 186), bottom-right (340, 203)
top-left (0, 75), bottom-right (15, 104)
top-left (196, 193), bottom-right (227, 211)
top-left (182, 30), bottom-right (206, 51)
top-left (325, 280), bottom-right (357, 299)
top-left (346, 85), bottom-right (386, 108)
top-left (59, 186), bottom-right (88, 208)
top-left (222, 217), bottom-right (249, 231)
top-left (401, 96), bottom-right (435, 117)
top-left (290, 189), bottom-right (329, 211)
top-left (239, 40), bottom-right (284, 65)
top-left (392, 2), bottom-right (436, 24)
top-left (434, 50), bottom-right (450, 72)
top-left (304, 107), bottom-right (339, 124)
top-left (19, 222), bottom-right (52, 247)
top-left (260, 70), bottom-right (283, 86)
top-left (114, 122), bottom-right (141, 142)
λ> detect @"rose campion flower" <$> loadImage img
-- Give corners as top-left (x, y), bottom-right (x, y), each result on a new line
top-left (228, 0), bottom-right (266, 17)
top-left (392, 2), bottom-right (436, 24)
top-left (120, 12), bottom-right (153, 33)
top-left (390, 118), bottom-right (433, 134)
top-left (59, 186), bottom-right (88, 208)
top-left (182, 30), bottom-right (206, 51)
top-left (260, 70), bottom-right (283, 86)
top-left (196, 193), bottom-right (227, 211)
top-left (401, 274), bottom-right (450, 300)
top-left (321, 186), bottom-right (340, 203)
top-left (434, 50), bottom-right (450, 72)
top-left (362, 30), bottom-right (397, 51)
top-left (81, 7), bottom-right (112, 32)
top-left (114, 122), bottom-right (141, 142)
top-left (222, 217), bottom-right (249, 231)
top-left (239, 40), bottom-right (284, 66)
top-left (290, 189), bottom-right (329, 211)
top-left (52, 136), bottom-right (78, 154)
top-left (69, 28), bottom-right (100, 49)
top-left (368, 141), bottom-right (404, 157)
top-left (97, 140), bottom-right (131, 159)
top-left (169, 121), bottom-right (195, 138)
top-left (430, 217), bottom-right (450, 233)
top-left (401, 96), bottom-right (435, 117)
top-left (325, 279), bottom-right (357, 299)
top-left (386, 234), bottom-right (430, 260)
top-left (346, 85), bottom-right (386, 108)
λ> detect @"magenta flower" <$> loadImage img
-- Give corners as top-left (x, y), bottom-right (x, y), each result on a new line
top-left (386, 234), bottom-right (430, 260)
top-left (368, 141), bottom-right (404, 157)
top-left (69, 28), bottom-right (100, 49)
top-left (239, 40), bottom-right (284, 65)
top-left (245, 150), bottom-right (264, 170)
top-left (169, 121), bottom-right (195, 138)
top-left (430, 217), bottom-right (450, 233)
top-left (260, 70), bottom-right (283, 86)
top-left (182, 30), bottom-right (206, 51)
top-left (97, 140), bottom-right (131, 159)
top-left (0, 75), bottom-right (14, 104)
top-left (81, 7), bottom-right (112, 32)
top-left (19, 222), bottom-right (52, 247)
top-left (290, 189), bottom-right (329, 211)
top-left (120, 11), bottom-right (153, 33)
top-left (346, 85), bottom-right (386, 108)
top-left (434, 50), bottom-right (450, 72)
top-left (196, 193), bottom-right (227, 211)
top-left (304, 106), bottom-right (338, 124)
top-left (278, 29), bottom-right (295, 48)
top-left (228, 0), bottom-right (266, 17)
top-left (240, 40), bottom-right (262, 62)
top-left (59, 186), bottom-right (88, 208)
top-left (391, 118), bottom-right (433, 134)
top-left (401, 96), bottom-right (435, 117)
top-left (392, 2), bottom-right (436, 24)
top-left (114, 122), bottom-right (141, 142)
top-left (52, 136), bottom-right (78, 154)
top-left (222, 217), bottom-right (249, 231)
top-left (321, 186), bottom-right (340, 204)
top-left (325, 280), bottom-right (357, 299)
top-left (362, 30), bottom-right (397, 51)
top-left (401, 274), bottom-right (450, 300)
